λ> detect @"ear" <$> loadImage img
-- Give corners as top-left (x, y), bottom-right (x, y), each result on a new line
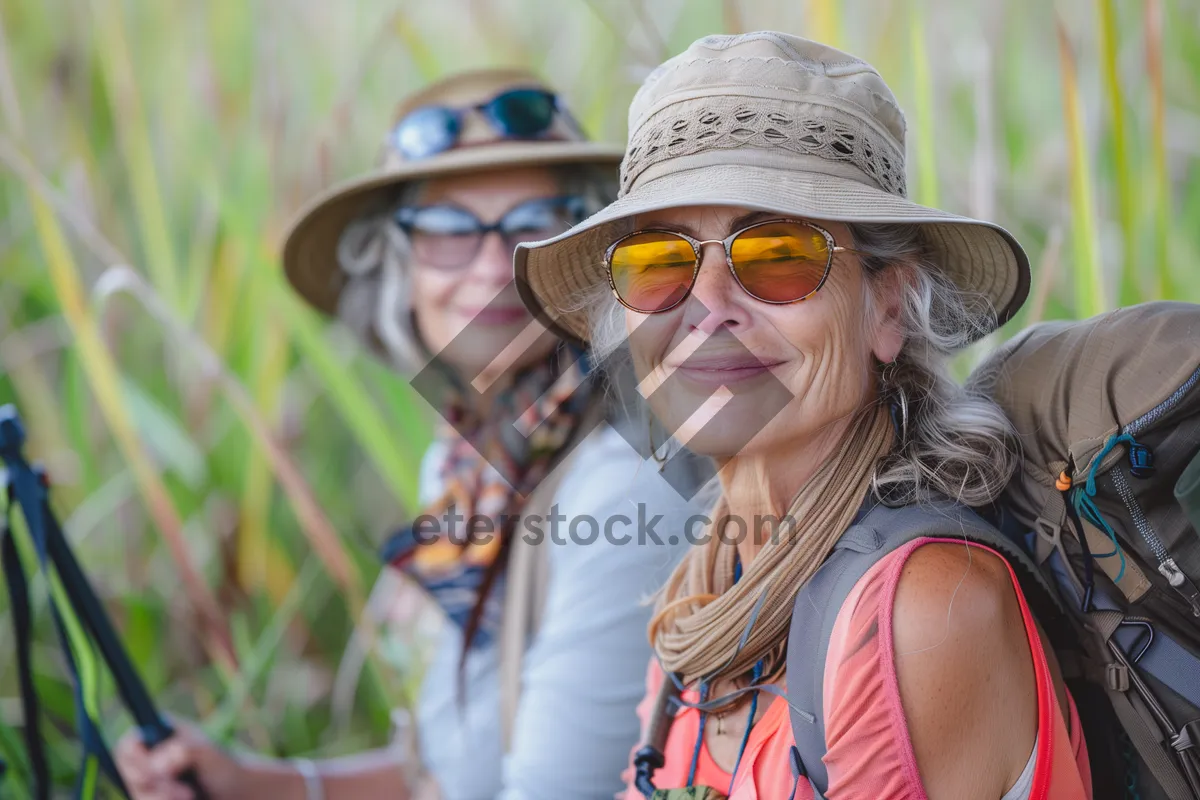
top-left (869, 264), bottom-right (908, 364)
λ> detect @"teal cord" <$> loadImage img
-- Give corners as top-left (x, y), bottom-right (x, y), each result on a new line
top-left (1072, 432), bottom-right (1134, 583)
top-left (686, 680), bottom-right (708, 786)
top-left (1083, 433), bottom-right (1134, 495)
top-left (727, 659), bottom-right (765, 796)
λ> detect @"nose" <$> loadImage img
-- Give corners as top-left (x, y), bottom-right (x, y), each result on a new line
top-left (468, 230), bottom-right (515, 287)
top-left (679, 241), bottom-right (749, 335)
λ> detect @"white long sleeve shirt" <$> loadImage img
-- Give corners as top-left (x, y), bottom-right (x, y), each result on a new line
top-left (415, 423), bottom-right (699, 799)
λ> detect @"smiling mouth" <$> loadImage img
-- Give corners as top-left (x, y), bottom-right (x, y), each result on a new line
top-left (668, 355), bottom-right (785, 387)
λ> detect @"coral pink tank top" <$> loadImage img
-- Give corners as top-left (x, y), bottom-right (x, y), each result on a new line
top-left (621, 539), bottom-right (1093, 799)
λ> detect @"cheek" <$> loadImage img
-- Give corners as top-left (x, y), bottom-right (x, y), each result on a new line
top-left (411, 271), bottom-right (459, 347)
top-left (624, 309), bottom-right (678, 378)
top-left (412, 269), bottom-right (458, 308)
top-left (771, 278), bottom-right (875, 407)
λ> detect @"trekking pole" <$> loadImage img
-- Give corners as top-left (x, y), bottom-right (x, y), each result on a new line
top-left (0, 404), bottom-right (208, 799)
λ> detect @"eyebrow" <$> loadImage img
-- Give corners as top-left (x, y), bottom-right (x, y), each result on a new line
top-left (649, 210), bottom-right (782, 239)
top-left (727, 210), bottom-right (780, 231)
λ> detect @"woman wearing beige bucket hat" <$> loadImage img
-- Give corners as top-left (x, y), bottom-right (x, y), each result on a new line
top-left (517, 32), bottom-right (1094, 800)
top-left (115, 69), bottom-right (698, 800)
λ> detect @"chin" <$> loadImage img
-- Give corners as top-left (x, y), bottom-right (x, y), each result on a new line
top-left (677, 426), bottom-right (768, 459)
top-left (646, 380), bottom-right (797, 461)
top-left (426, 331), bottom-right (501, 374)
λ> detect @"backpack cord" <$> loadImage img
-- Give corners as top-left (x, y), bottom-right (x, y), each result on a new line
top-left (636, 555), bottom-right (781, 796)
top-left (685, 680), bottom-right (710, 786)
top-left (1063, 496), bottom-right (1097, 613)
top-left (726, 659), bottom-right (765, 796)
top-left (1071, 433), bottom-right (1136, 583)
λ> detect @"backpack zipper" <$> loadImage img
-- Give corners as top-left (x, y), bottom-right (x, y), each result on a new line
top-left (1124, 364), bottom-right (1200, 437)
top-left (1111, 468), bottom-right (1200, 616)
top-left (1113, 364), bottom-right (1200, 617)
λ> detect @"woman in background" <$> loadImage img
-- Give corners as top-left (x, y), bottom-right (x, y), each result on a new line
top-left (116, 69), bottom-right (696, 800)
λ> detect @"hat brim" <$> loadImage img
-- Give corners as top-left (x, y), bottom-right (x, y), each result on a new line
top-left (283, 140), bottom-right (624, 316)
top-left (516, 164), bottom-right (1030, 345)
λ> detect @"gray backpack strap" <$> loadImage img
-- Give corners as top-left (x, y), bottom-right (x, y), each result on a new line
top-left (787, 498), bottom-right (1053, 796)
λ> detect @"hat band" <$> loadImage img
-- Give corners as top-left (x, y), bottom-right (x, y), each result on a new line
top-left (628, 147), bottom-right (896, 199)
top-left (619, 98), bottom-right (907, 199)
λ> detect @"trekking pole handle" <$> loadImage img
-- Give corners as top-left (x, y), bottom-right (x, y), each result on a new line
top-left (139, 718), bottom-right (211, 799)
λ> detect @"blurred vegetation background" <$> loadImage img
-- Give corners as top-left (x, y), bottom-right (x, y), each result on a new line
top-left (0, 0), bottom-right (1198, 794)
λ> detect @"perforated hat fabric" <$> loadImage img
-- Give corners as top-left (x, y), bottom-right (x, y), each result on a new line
top-left (515, 32), bottom-right (1030, 344)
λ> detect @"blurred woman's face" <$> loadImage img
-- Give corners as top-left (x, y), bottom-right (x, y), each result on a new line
top-left (409, 166), bottom-right (567, 380)
top-left (622, 205), bottom-right (905, 460)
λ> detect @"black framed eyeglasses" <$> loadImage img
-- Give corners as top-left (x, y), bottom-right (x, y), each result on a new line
top-left (390, 88), bottom-right (565, 161)
top-left (394, 196), bottom-right (588, 269)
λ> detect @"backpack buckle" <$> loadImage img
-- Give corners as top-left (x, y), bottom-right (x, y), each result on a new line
top-left (1106, 662), bottom-right (1130, 692)
top-left (1171, 720), bottom-right (1200, 753)
top-left (1128, 441), bottom-right (1156, 479)
top-left (1033, 517), bottom-right (1062, 565)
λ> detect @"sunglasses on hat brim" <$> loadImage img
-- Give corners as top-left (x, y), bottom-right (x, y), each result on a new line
top-left (390, 88), bottom-right (567, 161)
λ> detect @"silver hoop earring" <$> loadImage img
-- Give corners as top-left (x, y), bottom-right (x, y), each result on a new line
top-left (889, 385), bottom-right (910, 446)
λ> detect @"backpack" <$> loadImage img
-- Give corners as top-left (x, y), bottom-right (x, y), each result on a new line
top-left (1181, 450), bottom-right (1200, 533)
top-left (785, 301), bottom-right (1200, 800)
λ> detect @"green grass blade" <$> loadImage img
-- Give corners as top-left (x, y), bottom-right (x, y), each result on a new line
top-left (119, 377), bottom-right (208, 490)
top-left (237, 273), bottom-right (296, 601)
top-left (910, 7), bottom-right (939, 208)
top-left (181, 194), bottom-right (221, 327)
top-left (90, 267), bottom-right (368, 611)
top-left (0, 720), bottom-right (32, 798)
top-left (0, 320), bottom-right (77, 503)
top-left (1056, 19), bottom-right (1106, 317)
top-left (25, 190), bottom-right (235, 671)
top-left (206, 556), bottom-right (328, 740)
top-left (1144, 0), bottom-right (1173, 300)
top-left (392, 13), bottom-right (443, 82)
top-left (88, 0), bottom-right (181, 308)
top-left (1097, 0), bottom-right (1138, 304)
top-left (278, 292), bottom-right (422, 514)
top-left (810, 0), bottom-right (844, 48)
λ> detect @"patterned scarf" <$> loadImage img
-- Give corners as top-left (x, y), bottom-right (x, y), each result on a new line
top-left (382, 346), bottom-right (592, 648)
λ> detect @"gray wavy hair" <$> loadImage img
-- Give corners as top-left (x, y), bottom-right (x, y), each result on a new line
top-left (587, 222), bottom-right (1018, 507)
top-left (333, 165), bottom-right (617, 373)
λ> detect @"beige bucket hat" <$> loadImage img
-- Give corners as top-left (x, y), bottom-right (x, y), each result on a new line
top-left (515, 32), bottom-right (1030, 344)
top-left (283, 68), bottom-right (623, 317)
